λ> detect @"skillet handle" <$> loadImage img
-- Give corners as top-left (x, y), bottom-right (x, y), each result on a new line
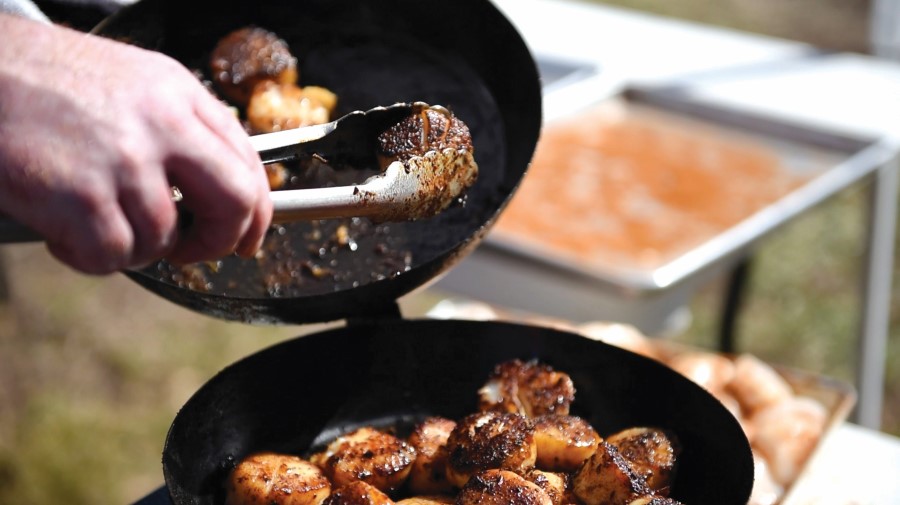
top-left (0, 186), bottom-right (187, 245)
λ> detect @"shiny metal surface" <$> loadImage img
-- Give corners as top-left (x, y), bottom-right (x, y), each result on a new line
top-left (437, 87), bottom-right (897, 335)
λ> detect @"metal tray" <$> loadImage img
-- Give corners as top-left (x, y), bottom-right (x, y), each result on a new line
top-left (434, 87), bottom-right (897, 334)
top-left (652, 341), bottom-right (856, 505)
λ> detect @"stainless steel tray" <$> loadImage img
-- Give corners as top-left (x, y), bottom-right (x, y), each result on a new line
top-left (434, 87), bottom-right (897, 334)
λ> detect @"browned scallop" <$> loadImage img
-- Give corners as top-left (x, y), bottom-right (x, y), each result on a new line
top-left (312, 427), bottom-right (379, 467)
top-left (210, 26), bottom-right (298, 106)
top-left (225, 452), bottom-right (331, 505)
top-left (323, 481), bottom-right (394, 505)
top-left (523, 469), bottom-right (575, 505)
top-left (266, 162), bottom-right (290, 190)
top-left (605, 428), bottom-right (679, 497)
top-left (247, 81), bottom-right (337, 133)
top-left (457, 470), bottom-right (553, 505)
top-left (317, 427), bottom-right (416, 493)
top-left (627, 497), bottom-right (685, 505)
top-left (445, 411), bottom-right (537, 488)
top-left (572, 442), bottom-right (652, 505)
top-left (477, 360), bottom-right (576, 417)
top-left (395, 496), bottom-right (455, 505)
top-left (407, 417), bottom-right (457, 495)
top-left (377, 105), bottom-right (473, 169)
top-left (532, 415), bottom-right (601, 472)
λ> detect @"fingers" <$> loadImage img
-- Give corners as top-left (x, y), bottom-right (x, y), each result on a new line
top-left (40, 96), bottom-right (266, 273)
top-left (116, 172), bottom-right (180, 267)
top-left (192, 91), bottom-right (272, 259)
top-left (33, 163), bottom-right (178, 274)
top-left (43, 191), bottom-right (136, 275)
top-left (162, 93), bottom-right (272, 265)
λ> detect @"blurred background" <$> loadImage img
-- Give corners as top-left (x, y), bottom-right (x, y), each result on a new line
top-left (0, 0), bottom-right (895, 503)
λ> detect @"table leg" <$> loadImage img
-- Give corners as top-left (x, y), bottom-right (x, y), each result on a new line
top-left (718, 256), bottom-right (753, 354)
top-left (855, 149), bottom-right (899, 429)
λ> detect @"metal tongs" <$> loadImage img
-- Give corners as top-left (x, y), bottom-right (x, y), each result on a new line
top-left (0, 103), bottom-right (479, 243)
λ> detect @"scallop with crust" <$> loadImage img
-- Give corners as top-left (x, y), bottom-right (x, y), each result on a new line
top-left (323, 481), bottom-right (394, 505)
top-left (210, 26), bottom-right (299, 106)
top-left (532, 415), bottom-right (602, 472)
top-left (572, 442), bottom-right (653, 505)
top-left (377, 105), bottom-right (473, 169)
top-left (407, 417), bottom-right (456, 495)
top-left (225, 452), bottom-right (331, 505)
top-left (314, 427), bottom-right (416, 493)
top-left (478, 360), bottom-right (576, 418)
top-left (457, 470), bottom-right (553, 505)
top-left (445, 411), bottom-right (537, 488)
top-left (605, 427), bottom-right (679, 496)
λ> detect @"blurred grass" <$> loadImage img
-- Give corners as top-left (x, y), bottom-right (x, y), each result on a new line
top-left (588, 0), bottom-right (872, 53)
top-left (0, 250), bottom-right (308, 503)
top-left (0, 0), bottom-right (891, 504)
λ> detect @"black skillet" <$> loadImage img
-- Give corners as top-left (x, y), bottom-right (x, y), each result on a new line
top-left (162, 319), bottom-right (755, 505)
top-left (92, 0), bottom-right (541, 324)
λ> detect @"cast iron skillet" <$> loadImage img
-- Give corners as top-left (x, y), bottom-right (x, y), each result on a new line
top-left (162, 319), bottom-right (755, 505)
top-left (93, 0), bottom-right (541, 324)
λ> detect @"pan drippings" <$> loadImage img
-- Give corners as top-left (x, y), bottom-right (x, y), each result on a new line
top-left (141, 29), bottom-right (417, 298)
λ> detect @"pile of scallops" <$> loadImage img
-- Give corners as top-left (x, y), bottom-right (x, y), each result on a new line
top-left (225, 360), bottom-right (683, 505)
top-left (425, 301), bottom-right (834, 505)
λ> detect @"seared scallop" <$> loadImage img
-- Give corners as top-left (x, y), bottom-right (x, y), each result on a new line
top-left (572, 442), bottom-right (652, 505)
top-left (316, 427), bottom-right (416, 493)
top-left (265, 162), bottom-right (290, 190)
top-left (605, 427), bottom-right (679, 496)
top-left (209, 26), bottom-right (298, 106)
top-left (445, 411), bottom-right (537, 488)
top-left (532, 415), bottom-right (601, 472)
top-left (323, 481), bottom-right (394, 505)
top-left (477, 360), bottom-right (576, 417)
top-left (225, 452), bottom-right (331, 505)
top-left (523, 469), bottom-right (574, 505)
top-left (395, 496), bottom-right (455, 505)
top-left (377, 105), bottom-right (474, 170)
top-left (457, 470), bottom-right (553, 505)
top-left (247, 81), bottom-right (337, 133)
top-left (627, 497), bottom-right (684, 505)
top-left (407, 417), bottom-right (456, 495)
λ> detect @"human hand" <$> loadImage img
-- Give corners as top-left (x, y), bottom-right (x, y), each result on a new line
top-left (0, 14), bottom-right (273, 274)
